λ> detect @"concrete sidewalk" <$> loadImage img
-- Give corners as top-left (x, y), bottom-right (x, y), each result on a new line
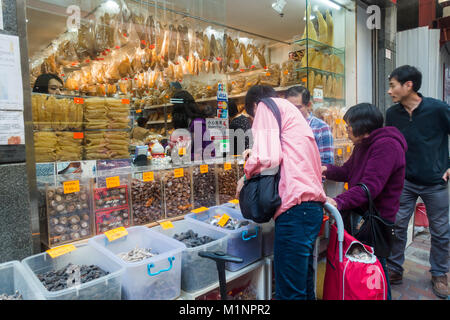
top-left (390, 229), bottom-right (450, 300)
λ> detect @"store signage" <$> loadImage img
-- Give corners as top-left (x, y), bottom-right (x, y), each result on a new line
top-left (63, 180), bottom-right (80, 194)
top-left (105, 227), bottom-right (128, 242)
top-left (46, 244), bottom-right (77, 259)
top-left (160, 221), bottom-right (174, 230)
top-left (217, 214), bottom-right (230, 227)
top-left (106, 176), bottom-right (121, 188)
top-left (200, 164), bottom-right (208, 173)
top-left (174, 168), bottom-right (184, 178)
top-left (142, 171), bottom-right (154, 182)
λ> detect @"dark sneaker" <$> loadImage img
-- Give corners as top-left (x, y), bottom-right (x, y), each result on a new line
top-left (388, 269), bottom-right (403, 285)
top-left (431, 275), bottom-right (448, 300)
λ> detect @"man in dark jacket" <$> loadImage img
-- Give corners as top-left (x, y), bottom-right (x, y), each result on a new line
top-left (385, 65), bottom-right (450, 299)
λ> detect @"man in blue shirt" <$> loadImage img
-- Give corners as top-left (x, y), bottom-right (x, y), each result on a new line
top-left (286, 86), bottom-right (334, 165)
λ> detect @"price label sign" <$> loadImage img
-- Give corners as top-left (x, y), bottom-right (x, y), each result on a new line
top-left (313, 88), bottom-right (324, 103)
top-left (106, 176), bottom-right (120, 189)
top-left (63, 180), bottom-right (80, 194)
top-left (174, 168), bottom-right (184, 178)
top-left (200, 165), bottom-right (208, 174)
top-left (143, 171), bottom-right (154, 182)
top-left (347, 146), bottom-right (351, 153)
top-left (121, 99), bottom-right (130, 104)
top-left (224, 163), bottom-right (232, 171)
top-left (104, 227), bottom-right (128, 242)
top-left (160, 221), bottom-right (174, 230)
top-left (217, 214), bottom-right (230, 227)
top-left (178, 147), bottom-right (186, 156)
top-left (136, 109), bottom-right (142, 113)
top-left (191, 207), bottom-right (209, 214)
top-left (229, 199), bottom-right (239, 205)
top-left (73, 132), bottom-right (84, 139)
top-left (74, 97), bottom-right (84, 104)
top-left (46, 244), bottom-right (77, 259)
top-left (337, 149), bottom-right (343, 156)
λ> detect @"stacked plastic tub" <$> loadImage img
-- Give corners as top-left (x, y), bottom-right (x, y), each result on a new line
top-left (152, 219), bottom-right (229, 293)
top-left (21, 244), bottom-right (124, 300)
top-left (0, 261), bottom-right (44, 300)
top-left (185, 204), bottom-right (262, 272)
top-left (89, 226), bottom-right (185, 300)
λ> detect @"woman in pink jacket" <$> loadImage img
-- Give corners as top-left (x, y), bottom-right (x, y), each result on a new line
top-left (236, 85), bottom-right (327, 300)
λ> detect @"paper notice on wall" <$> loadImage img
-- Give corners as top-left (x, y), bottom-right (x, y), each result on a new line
top-left (0, 34), bottom-right (23, 110)
top-left (0, 111), bottom-right (25, 145)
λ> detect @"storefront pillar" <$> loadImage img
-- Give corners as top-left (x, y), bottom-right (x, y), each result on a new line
top-left (0, 0), bottom-right (39, 262)
top-left (374, 2), bottom-right (397, 115)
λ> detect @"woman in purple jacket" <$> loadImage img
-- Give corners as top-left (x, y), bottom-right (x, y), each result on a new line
top-left (323, 103), bottom-right (407, 300)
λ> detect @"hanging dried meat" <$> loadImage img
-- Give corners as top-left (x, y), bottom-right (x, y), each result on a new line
top-left (168, 24), bottom-right (177, 62)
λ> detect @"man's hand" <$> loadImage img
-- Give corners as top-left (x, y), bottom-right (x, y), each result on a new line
top-left (236, 176), bottom-right (245, 199)
top-left (326, 197), bottom-right (337, 208)
top-left (243, 149), bottom-right (252, 161)
top-left (443, 169), bottom-right (450, 182)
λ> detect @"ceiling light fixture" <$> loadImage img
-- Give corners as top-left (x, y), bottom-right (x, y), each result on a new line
top-left (272, 0), bottom-right (287, 17)
top-left (317, 0), bottom-right (342, 11)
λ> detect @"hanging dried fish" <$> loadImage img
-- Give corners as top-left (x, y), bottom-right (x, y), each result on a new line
top-left (146, 16), bottom-right (156, 49)
top-left (168, 24), bottom-right (177, 62)
top-left (202, 34), bottom-right (210, 62)
top-left (178, 25), bottom-right (190, 60)
top-left (209, 34), bottom-right (218, 62)
top-left (132, 13), bottom-right (147, 49)
top-left (253, 44), bottom-right (267, 69)
top-left (241, 43), bottom-right (252, 69)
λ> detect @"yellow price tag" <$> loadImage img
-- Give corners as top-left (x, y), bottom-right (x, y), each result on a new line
top-left (178, 147), bottom-right (186, 156)
top-left (46, 244), bottom-right (77, 259)
top-left (104, 227), bottom-right (128, 242)
top-left (347, 146), bottom-right (351, 153)
top-left (229, 199), bottom-right (239, 204)
top-left (143, 171), bottom-right (154, 182)
top-left (224, 163), bottom-right (232, 171)
top-left (200, 164), bottom-right (208, 174)
top-left (106, 176), bottom-right (120, 189)
top-left (160, 221), bottom-right (174, 230)
top-left (335, 119), bottom-right (341, 125)
top-left (63, 180), bottom-right (80, 194)
top-left (344, 183), bottom-right (349, 190)
top-left (174, 168), bottom-right (184, 178)
top-left (218, 214), bottom-right (230, 227)
top-left (191, 207), bottom-right (209, 214)
top-left (337, 149), bottom-right (343, 156)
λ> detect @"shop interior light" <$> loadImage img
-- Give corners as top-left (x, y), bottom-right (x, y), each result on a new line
top-left (317, 0), bottom-right (342, 10)
top-left (272, 0), bottom-right (287, 15)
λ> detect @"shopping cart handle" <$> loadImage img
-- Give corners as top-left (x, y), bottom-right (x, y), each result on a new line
top-left (324, 202), bottom-right (344, 263)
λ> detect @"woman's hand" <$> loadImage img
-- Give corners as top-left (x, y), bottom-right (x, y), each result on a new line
top-left (321, 166), bottom-right (328, 179)
top-left (326, 197), bottom-right (337, 208)
top-left (236, 176), bottom-right (245, 199)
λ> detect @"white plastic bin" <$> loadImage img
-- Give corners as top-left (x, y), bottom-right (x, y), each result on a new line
top-left (21, 244), bottom-right (123, 300)
top-left (185, 205), bottom-right (262, 272)
top-left (0, 261), bottom-right (44, 300)
top-left (152, 219), bottom-right (229, 293)
top-left (260, 220), bottom-right (275, 257)
top-left (89, 226), bottom-right (185, 300)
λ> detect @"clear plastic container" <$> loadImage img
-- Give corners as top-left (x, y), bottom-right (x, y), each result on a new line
top-left (152, 219), bottom-right (229, 293)
top-left (21, 244), bottom-right (124, 300)
top-left (89, 226), bottom-right (185, 300)
top-left (0, 261), bottom-right (44, 300)
top-left (185, 205), bottom-right (262, 272)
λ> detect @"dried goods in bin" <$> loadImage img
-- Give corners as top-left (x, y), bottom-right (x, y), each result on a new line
top-left (93, 186), bottom-right (128, 211)
top-left (162, 169), bottom-right (192, 218)
top-left (46, 185), bottom-right (92, 246)
top-left (95, 208), bottom-right (130, 234)
top-left (192, 166), bottom-right (216, 208)
top-left (37, 263), bottom-right (109, 292)
top-left (117, 248), bottom-right (158, 263)
top-left (173, 229), bottom-right (214, 248)
top-left (0, 291), bottom-right (23, 300)
top-left (131, 177), bottom-right (164, 225)
top-left (218, 163), bottom-right (238, 204)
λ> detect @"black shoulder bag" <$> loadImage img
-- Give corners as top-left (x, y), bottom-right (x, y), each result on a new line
top-left (353, 183), bottom-right (396, 258)
top-left (239, 98), bottom-right (282, 223)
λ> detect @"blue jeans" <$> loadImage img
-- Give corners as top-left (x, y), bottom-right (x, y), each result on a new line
top-left (274, 202), bottom-right (324, 300)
